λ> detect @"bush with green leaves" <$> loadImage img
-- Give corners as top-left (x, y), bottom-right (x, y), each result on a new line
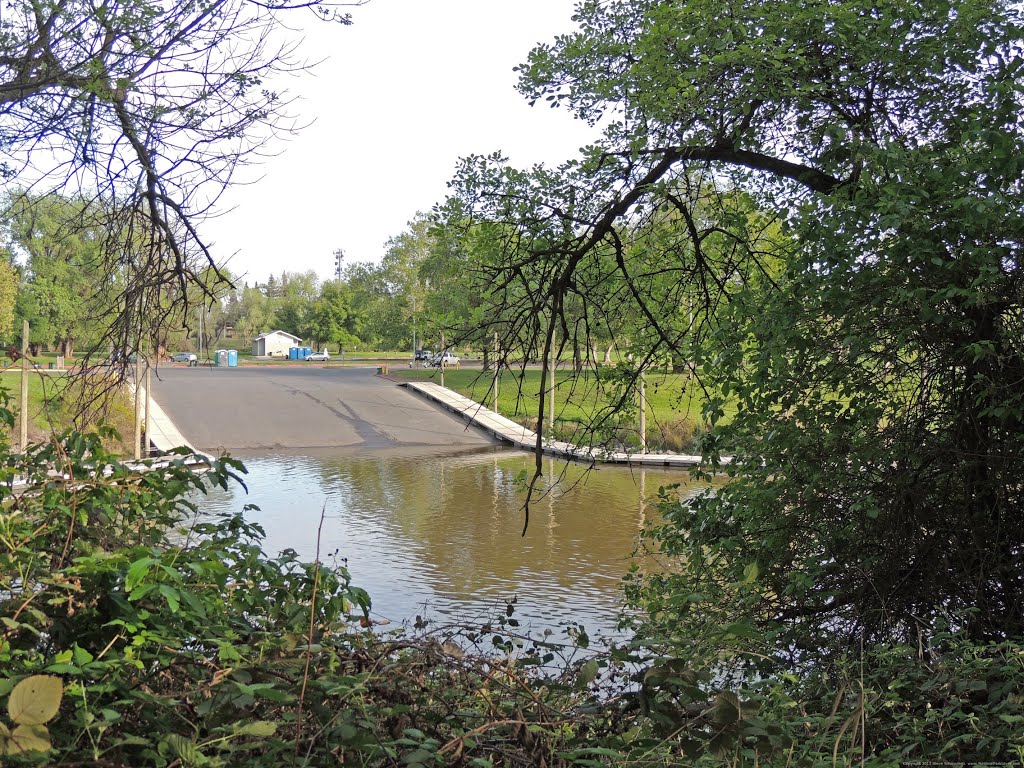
top-left (0, 413), bottom-right (653, 766)
top-left (0, 423), bottom-right (380, 765)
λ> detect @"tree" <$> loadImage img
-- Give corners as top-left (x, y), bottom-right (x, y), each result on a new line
top-left (2, 191), bottom-right (110, 357)
top-left (234, 283), bottom-right (275, 344)
top-left (0, 0), bottom-right (354, 364)
top-left (445, 0), bottom-right (1024, 651)
top-left (306, 280), bottom-right (361, 350)
top-left (0, 258), bottom-right (17, 341)
top-left (274, 270), bottom-right (319, 337)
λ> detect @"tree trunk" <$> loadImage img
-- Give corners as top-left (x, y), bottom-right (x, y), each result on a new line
top-left (482, 346), bottom-right (491, 372)
top-left (29, 342), bottom-right (41, 356)
top-left (603, 343), bottom-right (614, 365)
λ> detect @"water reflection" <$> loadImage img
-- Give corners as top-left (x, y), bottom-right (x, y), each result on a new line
top-left (195, 448), bottom-right (705, 638)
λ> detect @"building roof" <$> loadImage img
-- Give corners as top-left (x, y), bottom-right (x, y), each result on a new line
top-left (255, 330), bottom-right (302, 342)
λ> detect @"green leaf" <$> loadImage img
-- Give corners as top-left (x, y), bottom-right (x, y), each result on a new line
top-left (724, 621), bottom-right (759, 639)
top-left (125, 556), bottom-right (158, 592)
top-left (8, 675), bottom-right (63, 725)
top-left (742, 562), bottom-right (759, 583)
top-left (158, 584), bottom-right (181, 613)
top-left (578, 659), bottom-right (600, 686)
top-left (164, 733), bottom-right (207, 766)
top-left (233, 720), bottom-right (277, 737)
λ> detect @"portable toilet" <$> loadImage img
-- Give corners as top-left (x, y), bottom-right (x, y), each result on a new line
top-left (215, 349), bottom-right (228, 367)
top-left (288, 346), bottom-right (298, 360)
top-left (227, 349), bottom-right (238, 367)
top-left (304, 346), bottom-right (313, 359)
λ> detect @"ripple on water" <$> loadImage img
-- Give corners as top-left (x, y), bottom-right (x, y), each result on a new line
top-left (193, 449), bottom-right (708, 639)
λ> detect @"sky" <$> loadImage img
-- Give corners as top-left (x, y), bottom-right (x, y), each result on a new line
top-left (203, 0), bottom-right (600, 285)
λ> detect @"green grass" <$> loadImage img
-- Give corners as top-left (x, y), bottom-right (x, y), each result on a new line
top-left (0, 370), bottom-right (71, 438)
top-left (392, 366), bottom-right (722, 451)
top-left (0, 369), bottom-right (135, 451)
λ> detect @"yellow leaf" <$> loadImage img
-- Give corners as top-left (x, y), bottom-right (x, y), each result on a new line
top-left (8, 723), bottom-right (51, 753)
top-left (8, 675), bottom-right (63, 725)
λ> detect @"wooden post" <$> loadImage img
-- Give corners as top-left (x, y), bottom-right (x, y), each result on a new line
top-left (548, 332), bottom-right (555, 431)
top-left (19, 320), bottom-right (28, 451)
top-left (133, 350), bottom-right (142, 461)
top-left (638, 369), bottom-right (647, 454)
top-left (145, 361), bottom-right (152, 458)
top-left (493, 332), bottom-right (499, 413)
top-left (639, 468), bottom-right (647, 528)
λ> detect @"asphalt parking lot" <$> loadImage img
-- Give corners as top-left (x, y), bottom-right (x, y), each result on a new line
top-left (150, 365), bottom-right (495, 455)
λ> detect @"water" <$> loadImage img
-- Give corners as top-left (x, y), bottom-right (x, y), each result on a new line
top-left (194, 447), bottom-right (705, 639)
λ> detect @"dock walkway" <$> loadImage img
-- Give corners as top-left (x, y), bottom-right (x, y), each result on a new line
top-left (401, 381), bottom-right (711, 469)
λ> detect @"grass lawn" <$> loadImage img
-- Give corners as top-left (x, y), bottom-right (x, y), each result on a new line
top-left (0, 369), bottom-right (134, 451)
top-left (391, 366), bottom-right (723, 452)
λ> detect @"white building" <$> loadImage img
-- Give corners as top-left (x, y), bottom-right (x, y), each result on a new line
top-left (252, 330), bottom-right (302, 357)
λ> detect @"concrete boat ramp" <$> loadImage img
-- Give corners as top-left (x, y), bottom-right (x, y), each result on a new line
top-left (400, 381), bottom-right (705, 469)
top-left (145, 366), bottom-right (706, 469)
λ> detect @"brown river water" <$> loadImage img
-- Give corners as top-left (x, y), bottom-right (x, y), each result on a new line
top-left (195, 446), bottom-right (708, 640)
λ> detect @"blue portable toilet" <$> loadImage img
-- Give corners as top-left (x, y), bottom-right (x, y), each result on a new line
top-left (227, 349), bottom-right (238, 367)
top-left (288, 346), bottom-right (298, 360)
top-left (304, 346), bottom-right (313, 359)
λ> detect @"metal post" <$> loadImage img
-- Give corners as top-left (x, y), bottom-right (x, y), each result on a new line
top-left (639, 369), bottom-right (647, 454)
top-left (439, 331), bottom-right (445, 389)
top-left (19, 320), bottom-right (28, 451)
top-left (411, 293), bottom-right (416, 365)
top-left (493, 332), bottom-right (499, 413)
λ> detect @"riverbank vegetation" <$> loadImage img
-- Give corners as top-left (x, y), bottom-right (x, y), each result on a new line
top-left (4, 425), bottom-right (1022, 767)
top-left (3, 0), bottom-right (1023, 763)
top-left (429, 0), bottom-right (1024, 762)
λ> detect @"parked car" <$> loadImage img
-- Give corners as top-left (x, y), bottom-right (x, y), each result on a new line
top-left (305, 350), bottom-right (330, 362)
top-left (170, 352), bottom-right (197, 363)
top-left (414, 348), bottom-right (432, 361)
top-left (428, 351), bottom-right (460, 367)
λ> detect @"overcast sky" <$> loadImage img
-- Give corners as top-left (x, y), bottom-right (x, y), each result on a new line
top-left (203, 0), bottom-right (598, 285)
